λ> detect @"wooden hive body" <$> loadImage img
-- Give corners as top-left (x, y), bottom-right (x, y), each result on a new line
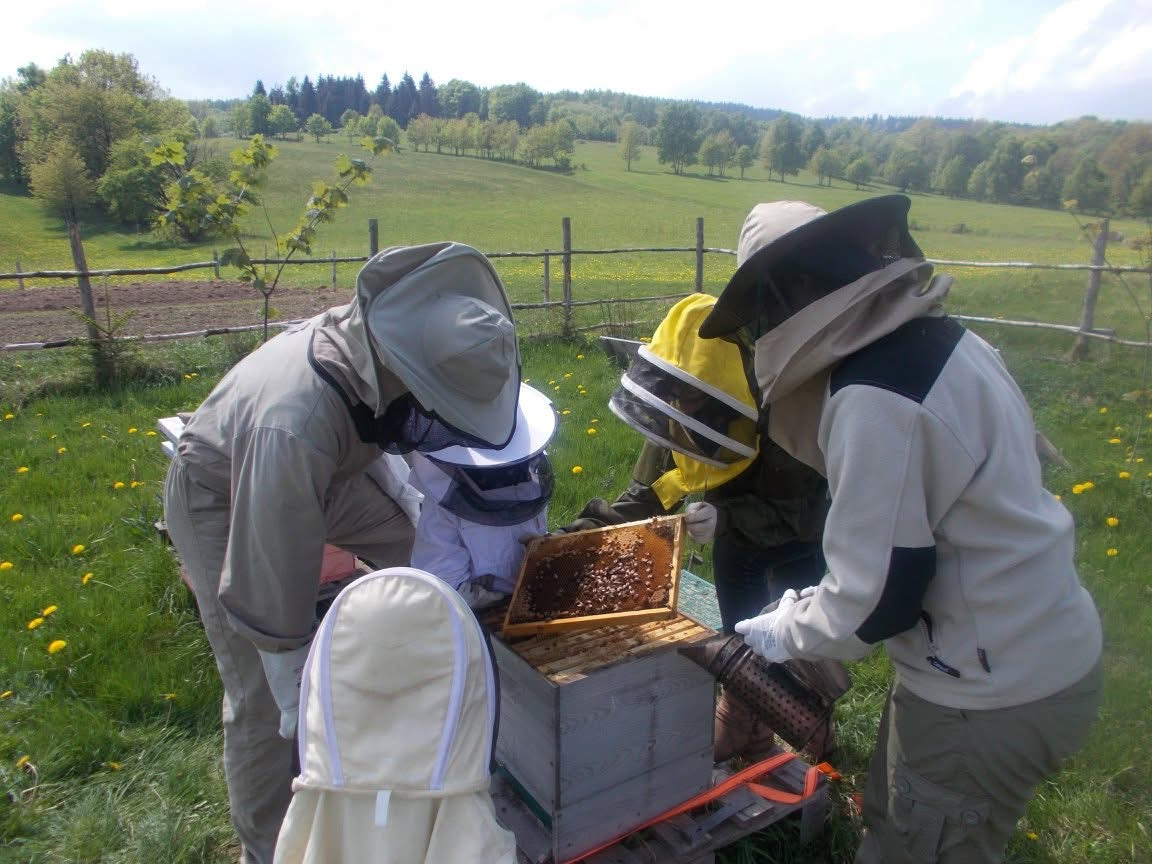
top-left (492, 613), bottom-right (716, 862)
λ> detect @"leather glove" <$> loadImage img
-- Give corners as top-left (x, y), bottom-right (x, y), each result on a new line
top-left (258, 644), bottom-right (311, 739)
top-left (684, 501), bottom-right (719, 543)
top-left (457, 582), bottom-right (507, 610)
top-left (734, 588), bottom-right (798, 663)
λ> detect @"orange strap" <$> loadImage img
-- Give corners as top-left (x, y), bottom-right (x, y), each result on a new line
top-left (562, 751), bottom-right (821, 863)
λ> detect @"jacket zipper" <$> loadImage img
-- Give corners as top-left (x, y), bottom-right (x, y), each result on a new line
top-left (920, 612), bottom-right (961, 678)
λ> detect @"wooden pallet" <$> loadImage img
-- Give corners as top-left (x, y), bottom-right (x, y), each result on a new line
top-left (493, 747), bottom-right (829, 864)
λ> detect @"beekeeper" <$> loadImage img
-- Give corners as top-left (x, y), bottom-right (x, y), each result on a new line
top-left (700, 197), bottom-right (1103, 863)
top-left (559, 292), bottom-right (833, 761)
top-left (274, 566), bottom-right (516, 864)
top-left (163, 242), bottom-right (521, 864)
top-left (410, 382), bottom-right (557, 609)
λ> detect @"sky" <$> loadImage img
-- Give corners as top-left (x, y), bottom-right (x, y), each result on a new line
top-left (5, 0), bottom-right (1151, 126)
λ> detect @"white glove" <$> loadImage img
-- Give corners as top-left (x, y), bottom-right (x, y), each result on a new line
top-left (457, 582), bottom-right (507, 610)
top-left (799, 585), bottom-right (819, 599)
top-left (258, 644), bottom-right (311, 739)
top-left (684, 502), bottom-right (719, 543)
top-left (735, 589), bottom-right (798, 663)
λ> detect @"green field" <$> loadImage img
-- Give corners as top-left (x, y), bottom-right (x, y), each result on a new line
top-left (1, 140), bottom-right (1151, 863)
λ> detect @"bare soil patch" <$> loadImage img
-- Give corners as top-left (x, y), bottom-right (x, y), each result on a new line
top-left (0, 280), bottom-right (353, 346)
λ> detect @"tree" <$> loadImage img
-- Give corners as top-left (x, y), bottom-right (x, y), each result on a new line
top-left (844, 156), bottom-right (874, 190)
top-left (373, 74), bottom-right (391, 113)
top-left (96, 137), bottom-right (170, 226)
top-left (617, 120), bottom-right (643, 171)
top-left (268, 104), bottom-right (298, 139)
top-left (935, 155), bottom-right (970, 198)
top-left (304, 114), bottom-right (334, 142)
top-left (28, 139), bottom-right (95, 223)
top-left (883, 146), bottom-right (930, 192)
top-left (809, 146), bottom-right (841, 187)
top-left (1129, 166), bottom-right (1152, 217)
top-left (760, 116), bottom-right (804, 181)
top-left (389, 73), bottom-right (418, 127)
top-left (248, 92), bottom-right (272, 136)
top-left (801, 123), bottom-right (827, 159)
top-left (488, 83), bottom-right (540, 129)
top-left (698, 130), bottom-right (735, 177)
top-left (967, 161), bottom-right (991, 200)
top-left (736, 145), bottom-right (754, 179)
top-left (655, 102), bottom-right (702, 175)
top-left (298, 77), bottom-right (317, 119)
top-left (417, 73), bottom-right (440, 117)
top-left (438, 79), bottom-right (481, 119)
top-left (1063, 156), bottom-right (1111, 213)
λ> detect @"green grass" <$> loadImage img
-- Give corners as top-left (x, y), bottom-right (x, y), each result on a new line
top-left (1, 321), bottom-right (1151, 863)
top-left (1, 143), bottom-right (1151, 862)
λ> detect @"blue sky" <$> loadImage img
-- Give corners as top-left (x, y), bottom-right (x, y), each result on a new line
top-left (6, 0), bottom-right (1151, 125)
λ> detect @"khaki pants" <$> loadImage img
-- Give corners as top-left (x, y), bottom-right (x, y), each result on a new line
top-left (164, 455), bottom-right (415, 864)
top-left (855, 661), bottom-right (1102, 864)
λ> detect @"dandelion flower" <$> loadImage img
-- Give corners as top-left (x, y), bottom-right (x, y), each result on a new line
top-left (576, 354), bottom-right (585, 359)
top-left (0, 561), bottom-right (12, 570)
top-left (548, 380), bottom-right (556, 386)
top-left (17, 466), bottom-right (28, 474)
top-left (590, 418), bottom-right (599, 424)
top-left (16, 755), bottom-right (29, 768)
top-left (47, 640), bottom-right (67, 654)
top-left (127, 427), bottom-right (137, 434)
top-left (183, 374), bottom-right (193, 380)
top-left (1026, 831), bottom-right (1038, 841)
top-left (146, 431), bottom-right (157, 437)
top-left (107, 761), bottom-right (121, 771)
top-left (1099, 407), bottom-right (1108, 414)
top-left (564, 372), bottom-right (572, 379)
top-left (571, 466), bottom-right (584, 475)
top-left (586, 428), bottom-right (597, 436)
top-left (81, 572), bottom-right (93, 585)
top-left (3, 413), bottom-right (13, 420)
top-left (0, 690), bottom-right (11, 699)
top-left (71, 544), bottom-right (85, 555)
top-left (57, 447), bottom-right (66, 455)
top-left (163, 692), bottom-right (177, 701)
top-left (42, 605), bottom-right (57, 617)
top-left (11, 513), bottom-right (23, 522)
top-left (1109, 438), bottom-right (1122, 444)
top-left (27, 617), bottom-right (45, 630)
top-left (130, 481), bottom-right (141, 488)
top-left (1119, 471), bottom-right (1131, 479)
top-left (1081, 481), bottom-right (1095, 491)
top-left (82, 422), bottom-right (91, 428)
top-left (1106, 548), bottom-right (1119, 557)
top-left (1106, 516), bottom-right (1119, 527)
top-left (1071, 485), bottom-right (1085, 495)
top-left (113, 481), bottom-right (125, 490)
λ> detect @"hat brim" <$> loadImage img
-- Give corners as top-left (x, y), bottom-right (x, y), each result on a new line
top-left (424, 384), bottom-right (556, 467)
top-left (698, 195), bottom-right (911, 340)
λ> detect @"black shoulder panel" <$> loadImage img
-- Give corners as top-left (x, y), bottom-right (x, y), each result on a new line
top-left (830, 316), bottom-right (964, 404)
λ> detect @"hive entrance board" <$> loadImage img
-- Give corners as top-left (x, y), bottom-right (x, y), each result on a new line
top-left (502, 516), bottom-right (685, 638)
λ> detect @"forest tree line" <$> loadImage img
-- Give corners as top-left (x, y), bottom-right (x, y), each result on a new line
top-left (2, 49), bottom-right (1149, 237)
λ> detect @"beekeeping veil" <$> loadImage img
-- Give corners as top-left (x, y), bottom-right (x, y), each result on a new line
top-left (274, 567), bottom-right (516, 864)
top-left (698, 197), bottom-right (950, 474)
top-left (609, 294), bottom-right (759, 505)
top-left (422, 384), bottom-right (558, 527)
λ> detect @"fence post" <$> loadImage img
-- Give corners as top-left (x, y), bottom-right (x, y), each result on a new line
top-left (212, 248), bottom-right (221, 279)
top-left (695, 217), bottom-right (704, 292)
top-left (368, 219), bottom-right (379, 257)
top-left (562, 218), bottom-right (573, 338)
top-left (15, 260), bottom-right (24, 291)
top-left (1069, 218), bottom-right (1109, 361)
top-left (331, 251), bottom-right (337, 289)
top-left (543, 250), bottom-right (550, 302)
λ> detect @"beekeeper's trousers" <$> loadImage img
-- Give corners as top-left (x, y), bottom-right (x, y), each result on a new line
top-left (854, 660), bottom-right (1102, 864)
top-left (164, 454), bottom-right (415, 864)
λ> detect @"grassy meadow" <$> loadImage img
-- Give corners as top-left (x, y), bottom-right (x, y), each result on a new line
top-left (1, 138), bottom-right (1151, 863)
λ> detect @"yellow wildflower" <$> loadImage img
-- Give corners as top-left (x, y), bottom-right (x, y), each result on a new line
top-left (1071, 485), bottom-right (1085, 495)
top-left (571, 466), bottom-right (584, 475)
top-left (11, 513), bottom-right (23, 522)
top-left (3, 413), bottom-right (13, 420)
top-left (183, 374), bottom-right (193, 380)
top-left (16, 755), bottom-right (29, 768)
top-left (0, 690), bottom-right (11, 699)
top-left (17, 466), bottom-right (28, 474)
top-left (561, 410), bottom-right (571, 415)
top-left (71, 544), bottom-right (86, 555)
top-left (42, 605), bottom-right (57, 617)
top-left (57, 447), bottom-right (66, 455)
top-left (1119, 471), bottom-right (1131, 479)
top-left (1026, 831), bottom-right (1038, 841)
top-left (1081, 481), bottom-right (1095, 491)
top-left (47, 640), bottom-right (67, 654)
top-left (128, 427), bottom-right (137, 434)
top-left (1109, 438), bottom-right (1121, 444)
top-left (548, 380), bottom-right (556, 385)
top-left (107, 761), bottom-right (122, 771)
top-left (113, 481), bottom-right (125, 490)
top-left (590, 418), bottom-right (599, 424)
top-left (130, 481), bottom-right (142, 488)
top-left (1099, 406), bottom-right (1108, 414)
top-left (163, 692), bottom-right (177, 701)
top-left (576, 354), bottom-right (585, 359)
top-left (1, 562), bottom-right (13, 571)
top-left (82, 422), bottom-right (91, 428)
top-left (1106, 548), bottom-right (1118, 557)
top-left (146, 431), bottom-right (157, 437)
top-left (1053, 494), bottom-right (1061, 501)
top-left (26, 617), bottom-right (44, 630)
top-left (586, 428), bottom-right (597, 436)
top-left (1106, 517), bottom-right (1119, 527)
top-left (82, 573), bottom-right (93, 585)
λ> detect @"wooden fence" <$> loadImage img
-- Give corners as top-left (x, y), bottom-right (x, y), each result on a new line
top-left (2, 216), bottom-right (1151, 352)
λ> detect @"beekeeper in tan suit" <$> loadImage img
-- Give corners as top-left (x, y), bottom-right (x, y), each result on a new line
top-left (274, 566), bottom-right (516, 864)
top-left (163, 243), bottom-right (522, 864)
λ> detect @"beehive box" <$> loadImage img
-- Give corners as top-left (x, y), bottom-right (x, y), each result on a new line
top-left (502, 516), bottom-right (685, 638)
top-left (491, 610), bottom-right (717, 863)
